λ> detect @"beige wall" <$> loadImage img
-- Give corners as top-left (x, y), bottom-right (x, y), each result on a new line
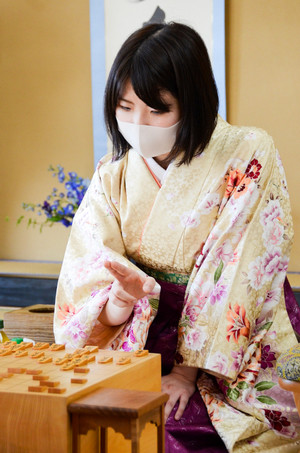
top-left (0, 1), bottom-right (94, 262)
top-left (226, 0), bottom-right (300, 271)
top-left (1, 0), bottom-right (299, 272)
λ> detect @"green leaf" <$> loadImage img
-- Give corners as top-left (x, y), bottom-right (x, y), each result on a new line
top-left (255, 381), bottom-right (276, 391)
top-left (258, 322), bottom-right (273, 332)
top-left (5, 216), bottom-right (9, 222)
top-left (256, 395), bottom-right (277, 405)
top-left (16, 216), bottom-right (24, 225)
top-left (27, 218), bottom-right (32, 228)
top-left (227, 387), bottom-right (240, 401)
top-left (214, 260), bottom-right (224, 284)
top-left (237, 381), bottom-right (249, 389)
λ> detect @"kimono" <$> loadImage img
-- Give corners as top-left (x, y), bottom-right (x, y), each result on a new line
top-left (54, 117), bottom-right (300, 452)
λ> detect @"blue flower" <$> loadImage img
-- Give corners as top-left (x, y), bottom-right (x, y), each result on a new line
top-left (42, 201), bottom-right (53, 218)
top-left (51, 200), bottom-right (59, 209)
top-left (60, 218), bottom-right (72, 227)
top-left (58, 169), bottom-right (65, 183)
top-left (64, 204), bottom-right (74, 215)
top-left (42, 201), bottom-right (51, 212)
top-left (20, 164), bottom-right (90, 230)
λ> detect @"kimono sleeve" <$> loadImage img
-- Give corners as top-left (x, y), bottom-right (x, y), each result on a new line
top-left (54, 160), bottom-right (160, 349)
top-left (177, 132), bottom-right (295, 381)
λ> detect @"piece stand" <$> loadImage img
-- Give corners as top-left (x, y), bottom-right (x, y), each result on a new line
top-left (68, 387), bottom-right (169, 453)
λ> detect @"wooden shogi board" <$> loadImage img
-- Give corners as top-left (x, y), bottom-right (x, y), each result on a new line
top-left (0, 341), bottom-right (161, 453)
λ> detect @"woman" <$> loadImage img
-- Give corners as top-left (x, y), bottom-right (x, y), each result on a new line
top-left (54, 22), bottom-right (300, 452)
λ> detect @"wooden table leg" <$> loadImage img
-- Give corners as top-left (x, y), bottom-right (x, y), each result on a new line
top-left (157, 405), bottom-right (165, 453)
top-left (72, 414), bottom-right (80, 453)
top-left (100, 427), bottom-right (107, 453)
top-left (131, 419), bottom-right (140, 453)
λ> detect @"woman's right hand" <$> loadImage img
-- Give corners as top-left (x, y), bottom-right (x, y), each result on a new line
top-left (105, 260), bottom-right (156, 306)
top-left (99, 261), bottom-right (156, 326)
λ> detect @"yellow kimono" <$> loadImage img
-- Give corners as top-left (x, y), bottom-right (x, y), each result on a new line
top-left (54, 117), bottom-right (300, 452)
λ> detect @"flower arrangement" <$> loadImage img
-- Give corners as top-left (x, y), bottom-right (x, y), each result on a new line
top-left (18, 165), bottom-right (90, 231)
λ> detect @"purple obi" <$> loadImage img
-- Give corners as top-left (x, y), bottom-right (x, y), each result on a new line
top-left (145, 279), bottom-right (228, 453)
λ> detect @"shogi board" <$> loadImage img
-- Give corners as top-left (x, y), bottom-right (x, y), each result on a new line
top-left (0, 342), bottom-right (161, 453)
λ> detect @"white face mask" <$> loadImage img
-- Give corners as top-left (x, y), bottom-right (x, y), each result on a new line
top-left (116, 118), bottom-right (179, 158)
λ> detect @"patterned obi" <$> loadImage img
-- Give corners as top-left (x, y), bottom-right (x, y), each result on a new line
top-left (136, 262), bottom-right (190, 286)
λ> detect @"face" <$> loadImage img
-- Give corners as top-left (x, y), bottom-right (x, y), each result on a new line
top-left (115, 80), bottom-right (180, 128)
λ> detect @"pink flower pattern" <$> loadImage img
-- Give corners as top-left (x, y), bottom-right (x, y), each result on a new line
top-left (262, 221), bottom-right (284, 246)
top-left (231, 346), bottom-right (244, 372)
top-left (180, 210), bottom-right (201, 228)
top-left (262, 248), bottom-right (282, 278)
top-left (210, 283), bottom-right (228, 305)
top-left (65, 319), bottom-right (88, 342)
top-left (57, 302), bottom-right (78, 326)
top-left (260, 200), bottom-right (283, 227)
top-left (214, 240), bottom-right (234, 265)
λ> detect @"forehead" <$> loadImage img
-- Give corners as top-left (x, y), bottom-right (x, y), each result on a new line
top-left (119, 80), bottom-right (136, 98)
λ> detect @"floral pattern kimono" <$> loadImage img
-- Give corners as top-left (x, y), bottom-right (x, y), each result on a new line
top-left (54, 117), bottom-right (300, 452)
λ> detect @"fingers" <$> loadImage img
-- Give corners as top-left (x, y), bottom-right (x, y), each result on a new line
top-left (161, 376), bottom-right (180, 421)
top-left (164, 398), bottom-right (176, 421)
top-left (161, 372), bottom-right (195, 422)
top-left (104, 261), bottom-right (140, 286)
top-left (104, 260), bottom-right (130, 277)
top-left (105, 262), bottom-right (155, 295)
top-left (110, 281), bottom-right (137, 306)
top-left (163, 393), bottom-right (189, 422)
top-left (105, 261), bottom-right (155, 302)
top-left (142, 276), bottom-right (156, 293)
top-left (174, 394), bottom-right (189, 421)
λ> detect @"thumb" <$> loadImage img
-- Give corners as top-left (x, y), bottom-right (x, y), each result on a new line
top-left (142, 276), bottom-right (156, 294)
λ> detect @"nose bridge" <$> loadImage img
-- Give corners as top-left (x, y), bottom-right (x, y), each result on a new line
top-left (133, 106), bottom-right (148, 125)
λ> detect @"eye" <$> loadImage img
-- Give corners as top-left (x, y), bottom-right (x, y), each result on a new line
top-left (119, 105), bottom-right (131, 111)
top-left (150, 110), bottom-right (164, 115)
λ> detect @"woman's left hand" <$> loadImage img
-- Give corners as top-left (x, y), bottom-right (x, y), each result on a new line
top-left (162, 365), bottom-right (198, 421)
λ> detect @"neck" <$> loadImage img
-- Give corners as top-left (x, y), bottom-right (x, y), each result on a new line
top-left (153, 153), bottom-right (170, 170)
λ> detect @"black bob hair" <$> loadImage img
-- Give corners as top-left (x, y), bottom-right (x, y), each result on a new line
top-left (104, 22), bottom-right (219, 166)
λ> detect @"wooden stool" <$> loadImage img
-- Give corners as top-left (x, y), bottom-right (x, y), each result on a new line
top-left (68, 387), bottom-right (169, 453)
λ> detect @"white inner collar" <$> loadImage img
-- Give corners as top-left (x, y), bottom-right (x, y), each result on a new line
top-left (145, 157), bottom-right (171, 185)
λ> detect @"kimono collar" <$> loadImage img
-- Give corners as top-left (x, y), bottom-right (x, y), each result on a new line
top-left (144, 157), bottom-right (171, 185)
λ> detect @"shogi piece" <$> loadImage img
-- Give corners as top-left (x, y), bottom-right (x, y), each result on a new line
top-left (68, 387), bottom-right (169, 453)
